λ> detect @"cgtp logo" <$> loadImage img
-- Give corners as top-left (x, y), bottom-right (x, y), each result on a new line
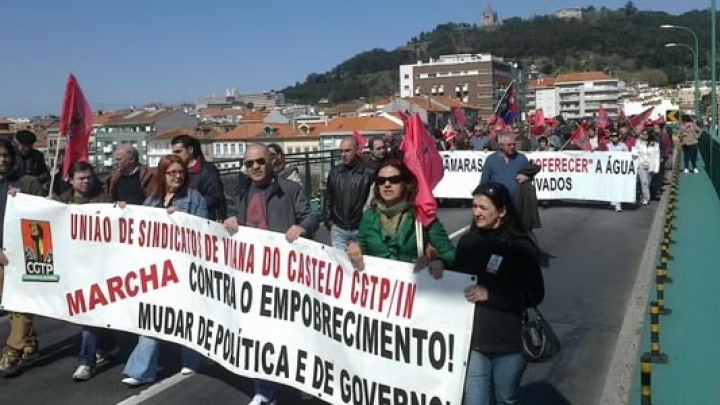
top-left (20, 219), bottom-right (58, 282)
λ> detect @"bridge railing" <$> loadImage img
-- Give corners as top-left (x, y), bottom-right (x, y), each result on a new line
top-left (214, 149), bottom-right (339, 217)
top-left (698, 133), bottom-right (720, 198)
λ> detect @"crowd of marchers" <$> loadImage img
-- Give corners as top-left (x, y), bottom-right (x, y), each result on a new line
top-left (0, 116), bottom-right (688, 404)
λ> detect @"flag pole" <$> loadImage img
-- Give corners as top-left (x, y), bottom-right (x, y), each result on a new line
top-left (46, 132), bottom-right (63, 198)
top-left (491, 79), bottom-right (516, 118)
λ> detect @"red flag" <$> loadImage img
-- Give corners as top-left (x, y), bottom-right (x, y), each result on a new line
top-left (653, 115), bottom-right (666, 126)
top-left (399, 113), bottom-right (444, 227)
top-left (571, 126), bottom-right (591, 151)
top-left (442, 121), bottom-right (457, 142)
top-left (60, 74), bottom-right (93, 180)
top-left (631, 107), bottom-right (654, 133)
top-left (532, 109), bottom-right (545, 135)
top-left (597, 104), bottom-right (610, 130)
top-left (397, 110), bottom-right (410, 126)
top-left (352, 130), bottom-right (368, 150)
top-left (619, 109), bottom-right (631, 127)
top-left (453, 108), bottom-right (467, 128)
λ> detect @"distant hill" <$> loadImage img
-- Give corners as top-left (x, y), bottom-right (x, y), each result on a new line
top-left (282, 3), bottom-right (713, 105)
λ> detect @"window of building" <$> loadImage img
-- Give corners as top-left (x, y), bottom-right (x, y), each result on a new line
top-left (230, 144), bottom-right (237, 155)
top-left (403, 74), bottom-right (409, 79)
top-left (223, 144), bottom-right (229, 154)
top-left (428, 73), bottom-right (436, 78)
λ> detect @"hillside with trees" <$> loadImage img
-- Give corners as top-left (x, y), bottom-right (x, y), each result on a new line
top-left (282, 3), bottom-right (713, 105)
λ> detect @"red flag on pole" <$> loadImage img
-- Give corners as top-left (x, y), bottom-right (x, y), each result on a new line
top-left (453, 107), bottom-right (467, 128)
top-left (399, 113), bottom-right (444, 227)
top-left (597, 104), bottom-right (610, 130)
top-left (60, 74), bottom-right (93, 181)
top-left (352, 130), bottom-right (368, 150)
top-left (571, 126), bottom-right (592, 151)
top-left (532, 109), bottom-right (545, 135)
top-left (630, 107), bottom-right (654, 133)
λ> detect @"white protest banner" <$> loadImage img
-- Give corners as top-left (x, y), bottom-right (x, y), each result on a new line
top-left (1, 195), bottom-right (475, 405)
top-left (435, 150), bottom-right (638, 202)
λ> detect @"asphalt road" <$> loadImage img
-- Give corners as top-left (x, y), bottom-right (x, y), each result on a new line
top-left (0, 201), bottom-right (657, 405)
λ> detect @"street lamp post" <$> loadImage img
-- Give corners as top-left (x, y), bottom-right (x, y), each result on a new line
top-left (661, 24), bottom-right (701, 120)
top-left (665, 43), bottom-right (699, 118)
top-left (712, 0), bottom-right (718, 141)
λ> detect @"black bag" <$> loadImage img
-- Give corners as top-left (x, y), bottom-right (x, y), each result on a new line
top-left (521, 306), bottom-right (561, 363)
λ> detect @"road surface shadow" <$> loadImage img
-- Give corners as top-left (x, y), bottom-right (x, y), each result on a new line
top-left (520, 381), bottom-right (573, 405)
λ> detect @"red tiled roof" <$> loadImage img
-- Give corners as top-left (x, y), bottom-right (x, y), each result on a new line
top-left (215, 123), bottom-right (322, 141)
top-left (320, 116), bottom-right (402, 132)
top-left (152, 127), bottom-right (198, 140)
top-left (555, 71), bottom-right (613, 83)
top-left (527, 77), bottom-right (557, 88)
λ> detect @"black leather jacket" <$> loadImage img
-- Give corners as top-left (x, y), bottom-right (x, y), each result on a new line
top-left (323, 160), bottom-right (374, 230)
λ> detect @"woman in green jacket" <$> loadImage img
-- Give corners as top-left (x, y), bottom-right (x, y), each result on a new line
top-left (346, 155), bottom-right (454, 276)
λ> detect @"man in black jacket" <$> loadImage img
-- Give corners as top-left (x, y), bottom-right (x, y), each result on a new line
top-left (14, 130), bottom-right (50, 189)
top-left (323, 136), bottom-right (374, 250)
top-left (171, 134), bottom-right (227, 221)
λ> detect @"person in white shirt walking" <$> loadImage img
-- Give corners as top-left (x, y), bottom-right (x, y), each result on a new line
top-left (606, 131), bottom-right (629, 212)
top-left (634, 129), bottom-right (661, 205)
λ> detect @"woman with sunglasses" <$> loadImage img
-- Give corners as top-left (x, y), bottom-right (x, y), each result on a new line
top-left (121, 154), bottom-right (208, 386)
top-left (346, 154), bottom-right (454, 275)
top-left (456, 182), bottom-right (545, 405)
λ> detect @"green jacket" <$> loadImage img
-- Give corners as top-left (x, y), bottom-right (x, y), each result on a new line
top-left (357, 208), bottom-right (455, 266)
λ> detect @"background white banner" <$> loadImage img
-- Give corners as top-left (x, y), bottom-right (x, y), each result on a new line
top-left (1, 195), bottom-right (475, 405)
top-left (435, 151), bottom-right (639, 203)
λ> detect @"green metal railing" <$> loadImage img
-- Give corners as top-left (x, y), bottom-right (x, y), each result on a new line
top-left (698, 132), bottom-right (720, 199)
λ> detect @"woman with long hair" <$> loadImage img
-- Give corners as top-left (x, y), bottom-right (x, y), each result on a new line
top-left (121, 154), bottom-right (207, 386)
top-left (456, 182), bottom-right (545, 405)
top-left (346, 154), bottom-right (454, 274)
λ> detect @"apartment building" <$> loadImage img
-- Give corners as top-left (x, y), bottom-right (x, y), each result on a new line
top-left (93, 109), bottom-right (198, 173)
top-left (555, 72), bottom-right (621, 119)
top-left (399, 53), bottom-right (514, 119)
top-left (525, 77), bottom-right (558, 117)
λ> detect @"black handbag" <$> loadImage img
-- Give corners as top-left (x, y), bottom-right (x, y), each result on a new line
top-left (521, 306), bottom-right (561, 363)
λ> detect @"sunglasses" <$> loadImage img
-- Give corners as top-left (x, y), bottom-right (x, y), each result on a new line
top-left (376, 175), bottom-right (404, 185)
top-left (243, 157), bottom-right (267, 168)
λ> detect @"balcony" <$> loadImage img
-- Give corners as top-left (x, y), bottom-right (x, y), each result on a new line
top-left (558, 88), bottom-right (581, 94)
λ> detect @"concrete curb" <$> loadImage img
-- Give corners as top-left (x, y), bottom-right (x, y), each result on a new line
top-left (597, 180), bottom-right (671, 405)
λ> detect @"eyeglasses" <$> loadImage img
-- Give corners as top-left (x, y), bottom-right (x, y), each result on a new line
top-left (243, 157), bottom-right (267, 168)
top-left (165, 170), bottom-right (184, 177)
top-left (501, 142), bottom-right (516, 147)
top-left (376, 175), bottom-right (404, 185)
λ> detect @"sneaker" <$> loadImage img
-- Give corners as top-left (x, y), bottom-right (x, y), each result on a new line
top-left (247, 394), bottom-right (277, 405)
top-left (96, 347), bottom-right (120, 365)
top-left (180, 367), bottom-right (195, 375)
top-left (72, 364), bottom-right (95, 381)
top-left (693, 168), bottom-right (699, 173)
top-left (642, 199), bottom-right (649, 205)
top-left (0, 346), bottom-right (39, 375)
top-left (614, 204), bottom-right (622, 212)
top-left (684, 168), bottom-right (689, 173)
top-left (121, 376), bottom-right (155, 386)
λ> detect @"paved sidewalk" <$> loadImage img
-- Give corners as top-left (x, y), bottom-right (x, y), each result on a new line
top-left (633, 158), bottom-right (720, 404)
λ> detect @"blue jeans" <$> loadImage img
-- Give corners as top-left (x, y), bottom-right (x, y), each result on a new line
top-left (123, 335), bottom-right (206, 380)
top-left (77, 327), bottom-right (115, 367)
top-left (255, 379), bottom-right (278, 400)
top-left (463, 350), bottom-right (526, 405)
top-left (330, 225), bottom-right (358, 250)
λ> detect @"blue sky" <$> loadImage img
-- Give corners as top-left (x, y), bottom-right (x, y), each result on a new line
top-left (0, 1), bottom-right (710, 116)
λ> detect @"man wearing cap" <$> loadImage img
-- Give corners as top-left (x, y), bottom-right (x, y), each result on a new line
top-left (14, 130), bottom-right (50, 188)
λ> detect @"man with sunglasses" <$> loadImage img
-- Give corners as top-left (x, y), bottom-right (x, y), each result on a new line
top-left (323, 136), bottom-right (375, 250)
top-left (223, 143), bottom-right (317, 405)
